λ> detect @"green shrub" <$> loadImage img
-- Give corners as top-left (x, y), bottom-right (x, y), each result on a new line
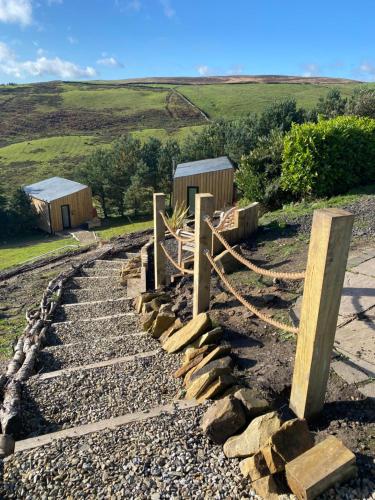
top-left (281, 116), bottom-right (375, 197)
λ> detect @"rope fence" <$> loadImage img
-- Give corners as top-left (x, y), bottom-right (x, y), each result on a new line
top-left (205, 216), bottom-right (305, 281)
top-left (159, 242), bottom-right (194, 275)
top-left (205, 250), bottom-right (299, 335)
top-left (159, 211), bottom-right (195, 243)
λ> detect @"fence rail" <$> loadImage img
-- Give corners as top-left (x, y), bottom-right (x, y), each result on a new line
top-left (159, 242), bottom-right (194, 275)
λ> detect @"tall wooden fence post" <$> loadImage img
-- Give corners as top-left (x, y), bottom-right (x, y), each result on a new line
top-left (290, 208), bottom-right (353, 419)
top-left (193, 194), bottom-right (214, 317)
top-left (153, 193), bottom-right (166, 290)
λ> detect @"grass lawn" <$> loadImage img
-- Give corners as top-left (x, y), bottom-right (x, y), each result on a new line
top-left (178, 83), bottom-right (359, 119)
top-left (94, 217), bottom-right (153, 240)
top-left (0, 234), bottom-right (79, 271)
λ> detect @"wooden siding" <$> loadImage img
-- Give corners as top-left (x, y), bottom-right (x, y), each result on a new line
top-left (173, 168), bottom-right (234, 212)
top-left (31, 197), bottom-right (51, 233)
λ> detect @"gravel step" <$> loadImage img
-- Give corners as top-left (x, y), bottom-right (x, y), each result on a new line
top-left (54, 297), bottom-right (132, 322)
top-left (37, 334), bottom-right (160, 373)
top-left (47, 313), bottom-right (140, 345)
top-left (69, 276), bottom-right (120, 289)
top-left (20, 352), bottom-right (182, 438)
top-left (91, 259), bottom-right (127, 269)
top-left (62, 287), bottom-right (126, 304)
top-left (3, 405), bottom-right (253, 498)
top-left (79, 267), bottom-right (122, 277)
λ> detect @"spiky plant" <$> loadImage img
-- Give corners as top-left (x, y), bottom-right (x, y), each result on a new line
top-left (166, 202), bottom-right (189, 231)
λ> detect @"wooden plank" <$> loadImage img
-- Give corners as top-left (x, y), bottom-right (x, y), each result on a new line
top-left (153, 193), bottom-right (166, 289)
top-left (290, 208), bottom-right (353, 418)
top-left (193, 194), bottom-right (214, 317)
top-left (285, 436), bottom-right (356, 500)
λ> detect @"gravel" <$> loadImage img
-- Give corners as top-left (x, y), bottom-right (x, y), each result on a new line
top-left (37, 333), bottom-right (160, 372)
top-left (62, 286), bottom-right (126, 303)
top-left (47, 313), bottom-right (141, 345)
top-left (79, 267), bottom-right (122, 277)
top-left (20, 352), bottom-right (182, 438)
top-left (2, 405), bottom-right (261, 499)
top-left (54, 297), bottom-right (133, 322)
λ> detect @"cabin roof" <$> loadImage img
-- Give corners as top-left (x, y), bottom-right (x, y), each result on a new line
top-left (174, 156), bottom-right (233, 179)
top-left (24, 176), bottom-right (88, 203)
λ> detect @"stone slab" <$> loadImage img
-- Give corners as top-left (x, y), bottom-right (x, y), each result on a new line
top-left (339, 271), bottom-right (375, 317)
top-left (347, 249), bottom-right (375, 269)
top-left (351, 257), bottom-right (375, 278)
top-left (358, 381), bottom-right (375, 399)
top-left (331, 360), bottom-right (369, 384)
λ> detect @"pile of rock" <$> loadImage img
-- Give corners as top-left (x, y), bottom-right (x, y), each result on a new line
top-left (120, 256), bottom-right (142, 285)
top-left (134, 290), bottom-right (357, 499)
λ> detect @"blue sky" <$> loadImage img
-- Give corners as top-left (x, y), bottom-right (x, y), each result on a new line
top-left (0, 0), bottom-right (374, 83)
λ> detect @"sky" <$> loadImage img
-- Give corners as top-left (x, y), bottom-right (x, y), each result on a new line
top-left (0, 0), bottom-right (374, 84)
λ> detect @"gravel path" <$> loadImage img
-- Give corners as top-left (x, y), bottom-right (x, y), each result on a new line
top-left (54, 297), bottom-right (133, 322)
top-left (3, 405), bottom-right (259, 499)
top-left (37, 333), bottom-right (160, 372)
top-left (62, 286), bottom-right (126, 303)
top-left (20, 352), bottom-right (182, 438)
top-left (47, 313), bottom-right (141, 345)
top-left (79, 267), bottom-right (122, 277)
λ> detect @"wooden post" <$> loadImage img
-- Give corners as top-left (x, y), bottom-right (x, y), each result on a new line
top-left (153, 193), bottom-right (166, 289)
top-left (290, 208), bottom-right (353, 419)
top-left (193, 194), bottom-right (214, 317)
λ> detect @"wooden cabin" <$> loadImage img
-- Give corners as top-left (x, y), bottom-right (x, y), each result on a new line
top-left (173, 156), bottom-right (234, 214)
top-left (24, 177), bottom-right (94, 234)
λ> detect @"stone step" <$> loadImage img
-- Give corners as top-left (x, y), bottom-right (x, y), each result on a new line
top-left (69, 276), bottom-right (120, 289)
top-left (37, 333), bottom-right (160, 373)
top-left (47, 312), bottom-right (140, 345)
top-left (79, 267), bottom-right (122, 277)
top-left (54, 297), bottom-right (132, 322)
top-left (4, 404), bottom-right (249, 498)
top-left (62, 287), bottom-right (126, 304)
top-left (19, 352), bottom-right (182, 439)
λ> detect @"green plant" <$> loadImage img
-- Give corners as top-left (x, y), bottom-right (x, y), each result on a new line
top-left (281, 115), bottom-right (375, 198)
top-left (166, 202), bottom-right (189, 231)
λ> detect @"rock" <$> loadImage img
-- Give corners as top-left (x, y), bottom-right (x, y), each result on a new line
top-left (196, 374), bottom-right (237, 403)
top-left (187, 356), bottom-right (233, 388)
top-left (136, 291), bottom-right (167, 314)
top-left (233, 388), bottom-right (270, 419)
top-left (261, 445), bottom-right (285, 474)
top-left (150, 310), bottom-right (176, 338)
top-left (239, 452), bottom-right (270, 481)
top-left (159, 318), bottom-right (183, 344)
top-left (252, 475), bottom-right (280, 499)
top-left (201, 395), bottom-right (246, 444)
top-left (142, 310), bottom-right (157, 331)
top-left (188, 327), bottom-right (223, 349)
top-left (150, 296), bottom-right (170, 312)
top-left (221, 384), bottom-right (244, 398)
top-left (173, 354), bottom-right (205, 379)
top-left (141, 301), bottom-right (154, 314)
top-left (214, 245), bottom-right (244, 274)
top-left (285, 436), bottom-right (357, 500)
top-left (185, 344), bottom-right (231, 386)
top-left (267, 418), bottom-right (314, 463)
top-left (185, 357), bottom-right (233, 400)
top-left (0, 434), bottom-right (15, 458)
top-left (163, 313), bottom-right (211, 353)
top-left (183, 344), bottom-right (215, 364)
top-left (223, 411), bottom-right (283, 458)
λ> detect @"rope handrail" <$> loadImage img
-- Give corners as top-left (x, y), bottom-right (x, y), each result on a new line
top-left (205, 216), bottom-right (305, 281)
top-left (159, 242), bottom-right (194, 275)
top-left (205, 250), bottom-right (299, 335)
top-left (159, 211), bottom-right (195, 243)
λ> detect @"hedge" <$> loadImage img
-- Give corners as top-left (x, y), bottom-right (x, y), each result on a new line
top-left (281, 116), bottom-right (375, 197)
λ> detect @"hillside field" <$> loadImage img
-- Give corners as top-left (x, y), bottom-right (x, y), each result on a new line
top-left (0, 77), bottom-right (370, 190)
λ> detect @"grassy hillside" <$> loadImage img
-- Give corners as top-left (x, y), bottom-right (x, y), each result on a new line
top-left (0, 77), bottom-right (369, 190)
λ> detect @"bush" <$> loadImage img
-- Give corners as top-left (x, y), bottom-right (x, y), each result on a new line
top-left (347, 87), bottom-right (375, 119)
top-left (281, 115), bottom-right (375, 198)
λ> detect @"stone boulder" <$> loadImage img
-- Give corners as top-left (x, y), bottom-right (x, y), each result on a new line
top-left (159, 318), bottom-right (183, 344)
top-left (183, 344), bottom-right (215, 365)
top-left (185, 357), bottom-right (233, 400)
top-left (252, 475), bottom-right (280, 499)
top-left (184, 344), bottom-right (231, 386)
top-left (239, 452), bottom-right (270, 481)
top-left (135, 291), bottom-right (168, 314)
top-left (150, 310), bottom-right (176, 338)
top-left (201, 395), bottom-right (246, 444)
top-left (223, 411), bottom-right (283, 458)
top-left (188, 327), bottom-right (223, 349)
top-left (233, 388), bottom-right (270, 419)
top-left (267, 418), bottom-right (314, 463)
top-left (142, 310), bottom-right (157, 331)
top-left (196, 375), bottom-right (236, 403)
top-left (173, 354), bottom-right (205, 379)
top-left (163, 313), bottom-right (211, 353)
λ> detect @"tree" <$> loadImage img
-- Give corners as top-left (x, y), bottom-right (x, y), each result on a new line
top-left (157, 139), bottom-right (180, 195)
top-left (347, 87), bottom-right (375, 118)
top-left (7, 188), bottom-right (37, 235)
top-left (141, 137), bottom-right (162, 190)
top-left (125, 161), bottom-right (153, 216)
top-left (76, 148), bottom-right (112, 217)
top-left (315, 88), bottom-right (347, 119)
top-left (258, 98), bottom-right (306, 136)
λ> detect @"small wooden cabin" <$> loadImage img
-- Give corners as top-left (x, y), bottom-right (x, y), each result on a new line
top-left (173, 156), bottom-right (234, 214)
top-left (24, 177), bottom-right (94, 234)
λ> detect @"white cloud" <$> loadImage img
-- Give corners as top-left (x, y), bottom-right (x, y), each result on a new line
top-left (359, 62), bottom-right (375, 75)
top-left (67, 35), bottom-right (78, 44)
top-left (47, 0), bottom-right (63, 4)
top-left (301, 63), bottom-right (320, 77)
top-left (160, 0), bottom-right (175, 18)
top-left (0, 41), bottom-right (96, 79)
top-left (197, 64), bottom-right (210, 76)
top-left (0, 0), bottom-right (32, 26)
top-left (97, 56), bottom-right (123, 68)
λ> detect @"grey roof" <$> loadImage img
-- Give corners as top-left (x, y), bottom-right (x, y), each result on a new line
top-left (174, 156), bottom-right (233, 179)
top-left (24, 177), bottom-right (88, 202)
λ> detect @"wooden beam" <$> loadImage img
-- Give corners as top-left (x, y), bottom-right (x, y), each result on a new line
top-left (153, 193), bottom-right (166, 289)
top-left (193, 194), bottom-right (214, 317)
top-left (290, 208), bottom-right (353, 419)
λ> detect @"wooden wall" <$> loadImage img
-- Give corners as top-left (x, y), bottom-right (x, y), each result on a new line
top-left (173, 168), bottom-right (234, 212)
top-left (31, 186), bottom-right (93, 233)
